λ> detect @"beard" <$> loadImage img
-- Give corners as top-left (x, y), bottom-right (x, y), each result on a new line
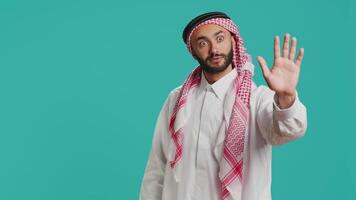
top-left (195, 47), bottom-right (233, 74)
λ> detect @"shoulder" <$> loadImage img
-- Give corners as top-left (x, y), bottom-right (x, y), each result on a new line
top-left (159, 85), bottom-right (182, 116)
top-left (251, 83), bottom-right (274, 96)
top-left (168, 85), bottom-right (182, 98)
top-left (250, 84), bottom-right (275, 105)
top-left (167, 85), bottom-right (182, 104)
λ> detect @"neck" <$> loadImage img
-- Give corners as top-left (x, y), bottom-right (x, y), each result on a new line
top-left (203, 64), bottom-right (233, 84)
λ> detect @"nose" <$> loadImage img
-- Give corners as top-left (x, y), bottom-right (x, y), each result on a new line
top-left (209, 42), bottom-right (219, 56)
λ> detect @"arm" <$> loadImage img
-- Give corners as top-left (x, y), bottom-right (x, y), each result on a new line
top-left (257, 87), bottom-right (307, 146)
top-left (256, 33), bottom-right (307, 145)
top-left (140, 97), bottom-right (170, 200)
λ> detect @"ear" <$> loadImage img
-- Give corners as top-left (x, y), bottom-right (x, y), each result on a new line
top-left (231, 35), bottom-right (236, 49)
top-left (191, 49), bottom-right (198, 60)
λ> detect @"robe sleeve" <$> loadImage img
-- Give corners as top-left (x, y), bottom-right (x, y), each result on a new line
top-left (139, 90), bottom-right (176, 200)
top-left (256, 86), bottom-right (308, 146)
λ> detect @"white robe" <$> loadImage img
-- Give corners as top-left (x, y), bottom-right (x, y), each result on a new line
top-left (140, 63), bottom-right (307, 200)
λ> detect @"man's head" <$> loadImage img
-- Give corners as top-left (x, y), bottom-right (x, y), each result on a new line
top-left (182, 12), bottom-right (249, 76)
top-left (190, 24), bottom-right (235, 74)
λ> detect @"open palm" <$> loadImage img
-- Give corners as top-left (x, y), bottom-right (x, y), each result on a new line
top-left (257, 34), bottom-right (304, 96)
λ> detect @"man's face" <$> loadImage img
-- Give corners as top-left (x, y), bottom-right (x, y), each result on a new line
top-left (190, 24), bottom-right (235, 74)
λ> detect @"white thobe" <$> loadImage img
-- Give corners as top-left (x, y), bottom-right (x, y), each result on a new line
top-left (140, 63), bottom-right (307, 200)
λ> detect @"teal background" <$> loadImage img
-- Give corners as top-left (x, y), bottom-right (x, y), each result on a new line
top-left (0, 0), bottom-right (355, 199)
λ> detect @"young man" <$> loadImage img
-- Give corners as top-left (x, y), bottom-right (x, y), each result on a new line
top-left (140, 11), bottom-right (307, 200)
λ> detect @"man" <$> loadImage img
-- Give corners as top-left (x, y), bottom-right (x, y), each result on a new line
top-left (140, 11), bottom-right (307, 200)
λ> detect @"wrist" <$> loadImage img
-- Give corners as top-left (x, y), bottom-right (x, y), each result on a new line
top-left (276, 91), bottom-right (296, 109)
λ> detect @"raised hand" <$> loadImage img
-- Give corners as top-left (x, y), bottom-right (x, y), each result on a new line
top-left (257, 33), bottom-right (304, 108)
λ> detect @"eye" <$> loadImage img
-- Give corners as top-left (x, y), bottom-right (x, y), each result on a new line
top-left (217, 35), bottom-right (224, 42)
top-left (198, 41), bottom-right (208, 47)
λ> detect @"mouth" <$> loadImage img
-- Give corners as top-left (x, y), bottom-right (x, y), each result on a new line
top-left (209, 56), bottom-right (223, 63)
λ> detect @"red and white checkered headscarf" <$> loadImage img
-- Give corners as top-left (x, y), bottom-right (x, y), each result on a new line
top-left (169, 18), bottom-right (252, 200)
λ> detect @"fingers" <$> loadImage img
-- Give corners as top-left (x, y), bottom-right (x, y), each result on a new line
top-left (282, 33), bottom-right (290, 57)
top-left (257, 56), bottom-right (270, 78)
top-left (276, 33), bottom-right (303, 66)
top-left (289, 37), bottom-right (297, 60)
top-left (295, 48), bottom-right (304, 66)
top-left (274, 36), bottom-right (281, 59)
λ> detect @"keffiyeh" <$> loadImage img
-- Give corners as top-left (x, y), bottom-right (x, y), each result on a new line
top-left (169, 12), bottom-right (253, 200)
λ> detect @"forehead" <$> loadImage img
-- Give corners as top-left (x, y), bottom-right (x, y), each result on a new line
top-left (191, 24), bottom-right (229, 40)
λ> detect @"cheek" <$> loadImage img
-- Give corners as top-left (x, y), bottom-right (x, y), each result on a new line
top-left (193, 48), bottom-right (209, 60)
top-left (222, 41), bottom-right (233, 54)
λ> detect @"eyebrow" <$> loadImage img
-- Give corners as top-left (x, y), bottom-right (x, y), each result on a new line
top-left (195, 30), bottom-right (225, 42)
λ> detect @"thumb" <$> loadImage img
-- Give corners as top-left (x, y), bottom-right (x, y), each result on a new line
top-left (257, 56), bottom-right (270, 78)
